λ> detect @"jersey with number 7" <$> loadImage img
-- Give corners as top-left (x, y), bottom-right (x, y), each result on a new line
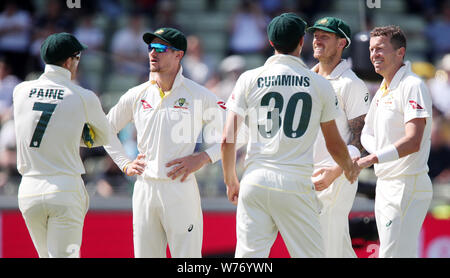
top-left (13, 65), bottom-right (113, 177)
top-left (226, 55), bottom-right (340, 177)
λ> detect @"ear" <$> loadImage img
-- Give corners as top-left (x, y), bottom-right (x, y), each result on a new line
top-left (397, 47), bottom-right (406, 59)
top-left (299, 36), bottom-right (304, 47)
top-left (339, 38), bottom-right (347, 49)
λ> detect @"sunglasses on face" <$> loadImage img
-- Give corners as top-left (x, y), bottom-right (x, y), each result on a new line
top-left (148, 43), bottom-right (181, 53)
top-left (71, 52), bottom-right (81, 60)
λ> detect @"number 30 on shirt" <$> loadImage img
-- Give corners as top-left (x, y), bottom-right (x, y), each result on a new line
top-left (258, 91), bottom-right (312, 139)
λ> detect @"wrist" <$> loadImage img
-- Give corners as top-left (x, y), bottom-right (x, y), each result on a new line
top-left (375, 144), bottom-right (398, 163)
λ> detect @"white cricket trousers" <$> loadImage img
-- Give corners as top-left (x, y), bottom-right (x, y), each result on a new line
top-left (316, 174), bottom-right (358, 258)
top-left (132, 176), bottom-right (203, 258)
top-left (375, 173), bottom-right (432, 258)
top-left (18, 175), bottom-right (89, 258)
top-left (235, 168), bottom-right (324, 258)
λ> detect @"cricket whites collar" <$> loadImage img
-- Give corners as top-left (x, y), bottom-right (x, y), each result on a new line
top-left (379, 61), bottom-right (411, 92)
top-left (149, 65), bottom-right (185, 98)
top-left (265, 54), bottom-right (308, 69)
top-left (43, 64), bottom-right (72, 81)
top-left (311, 59), bottom-right (351, 80)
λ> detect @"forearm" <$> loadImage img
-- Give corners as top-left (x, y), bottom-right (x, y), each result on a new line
top-left (221, 141), bottom-right (238, 184)
top-left (327, 139), bottom-right (353, 173)
top-left (348, 115), bottom-right (366, 153)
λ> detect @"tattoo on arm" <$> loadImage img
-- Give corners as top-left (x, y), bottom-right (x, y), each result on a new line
top-left (348, 114), bottom-right (368, 156)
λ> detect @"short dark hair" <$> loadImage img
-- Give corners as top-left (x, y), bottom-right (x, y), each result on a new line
top-left (272, 37), bottom-right (302, 54)
top-left (370, 25), bottom-right (407, 50)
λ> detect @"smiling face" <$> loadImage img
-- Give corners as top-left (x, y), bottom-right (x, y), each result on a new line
top-left (313, 30), bottom-right (346, 63)
top-left (369, 35), bottom-right (405, 78)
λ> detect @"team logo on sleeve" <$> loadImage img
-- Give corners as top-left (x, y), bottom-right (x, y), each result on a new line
top-left (217, 101), bottom-right (227, 110)
top-left (408, 100), bottom-right (423, 110)
top-left (141, 100), bottom-right (152, 110)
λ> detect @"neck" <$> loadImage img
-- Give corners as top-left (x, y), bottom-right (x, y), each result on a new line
top-left (383, 62), bottom-right (404, 87)
top-left (317, 55), bottom-right (341, 77)
top-left (151, 64), bottom-right (180, 91)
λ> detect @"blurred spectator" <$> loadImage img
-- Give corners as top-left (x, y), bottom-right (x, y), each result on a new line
top-left (94, 156), bottom-right (131, 198)
top-left (0, 117), bottom-right (19, 193)
top-left (206, 55), bottom-right (246, 101)
top-left (132, 0), bottom-right (160, 19)
top-left (96, 0), bottom-right (124, 18)
top-left (428, 54), bottom-right (450, 118)
top-left (110, 13), bottom-right (149, 77)
top-left (259, 0), bottom-right (284, 18)
top-left (34, 0), bottom-right (75, 33)
top-left (0, 0), bottom-right (32, 80)
top-left (182, 35), bottom-right (215, 85)
top-left (425, 0), bottom-right (450, 62)
top-left (152, 0), bottom-right (182, 30)
top-left (74, 14), bottom-right (105, 52)
top-left (0, 56), bottom-right (20, 124)
top-left (29, 0), bottom-right (76, 73)
top-left (293, 0), bottom-right (328, 25)
top-left (227, 0), bottom-right (269, 55)
top-left (428, 116), bottom-right (450, 184)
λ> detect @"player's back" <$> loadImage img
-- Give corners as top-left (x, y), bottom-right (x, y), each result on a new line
top-left (13, 68), bottom-right (93, 177)
top-left (228, 54), bottom-right (339, 176)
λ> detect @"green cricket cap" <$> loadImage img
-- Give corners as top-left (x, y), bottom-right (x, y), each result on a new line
top-left (143, 27), bottom-right (187, 53)
top-left (307, 17), bottom-right (352, 48)
top-left (40, 32), bottom-right (88, 65)
top-left (267, 13), bottom-right (307, 48)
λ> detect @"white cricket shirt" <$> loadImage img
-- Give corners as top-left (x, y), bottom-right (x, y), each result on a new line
top-left (104, 66), bottom-right (225, 180)
top-left (312, 59), bottom-right (370, 168)
top-left (226, 54), bottom-right (341, 177)
top-left (364, 61), bottom-right (432, 179)
top-left (13, 65), bottom-right (114, 176)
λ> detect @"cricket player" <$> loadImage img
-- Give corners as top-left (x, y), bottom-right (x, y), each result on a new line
top-left (308, 17), bottom-right (370, 258)
top-left (103, 27), bottom-right (227, 258)
top-left (222, 13), bottom-right (360, 258)
top-left (13, 33), bottom-right (132, 258)
top-left (358, 26), bottom-right (433, 258)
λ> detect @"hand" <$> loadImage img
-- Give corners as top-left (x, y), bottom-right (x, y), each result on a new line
top-left (224, 177), bottom-right (240, 205)
top-left (124, 154), bottom-right (146, 176)
top-left (166, 152), bottom-right (211, 182)
top-left (357, 154), bottom-right (377, 169)
top-left (312, 165), bottom-right (343, 191)
top-left (343, 158), bottom-right (360, 184)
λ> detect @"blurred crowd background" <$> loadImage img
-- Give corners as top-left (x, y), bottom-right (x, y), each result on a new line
top-left (0, 0), bottom-right (449, 209)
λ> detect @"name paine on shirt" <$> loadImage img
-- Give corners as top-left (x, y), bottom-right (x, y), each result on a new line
top-left (29, 88), bottom-right (65, 100)
top-left (257, 74), bottom-right (310, 88)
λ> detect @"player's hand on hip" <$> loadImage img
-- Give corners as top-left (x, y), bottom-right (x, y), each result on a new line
top-left (125, 154), bottom-right (146, 176)
top-left (166, 151), bottom-right (211, 182)
top-left (312, 165), bottom-right (343, 191)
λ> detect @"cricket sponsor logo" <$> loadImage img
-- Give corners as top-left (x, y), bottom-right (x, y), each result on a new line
top-left (217, 101), bottom-right (227, 110)
top-left (409, 100), bottom-right (424, 110)
top-left (141, 99), bottom-right (153, 110)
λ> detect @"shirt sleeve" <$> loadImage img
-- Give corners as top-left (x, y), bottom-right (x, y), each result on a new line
top-left (343, 79), bottom-right (370, 120)
top-left (403, 80), bottom-right (432, 123)
top-left (319, 78), bottom-right (341, 123)
top-left (83, 92), bottom-right (112, 147)
top-left (202, 93), bottom-right (227, 164)
top-left (225, 72), bottom-right (249, 118)
top-left (102, 91), bottom-right (136, 170)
